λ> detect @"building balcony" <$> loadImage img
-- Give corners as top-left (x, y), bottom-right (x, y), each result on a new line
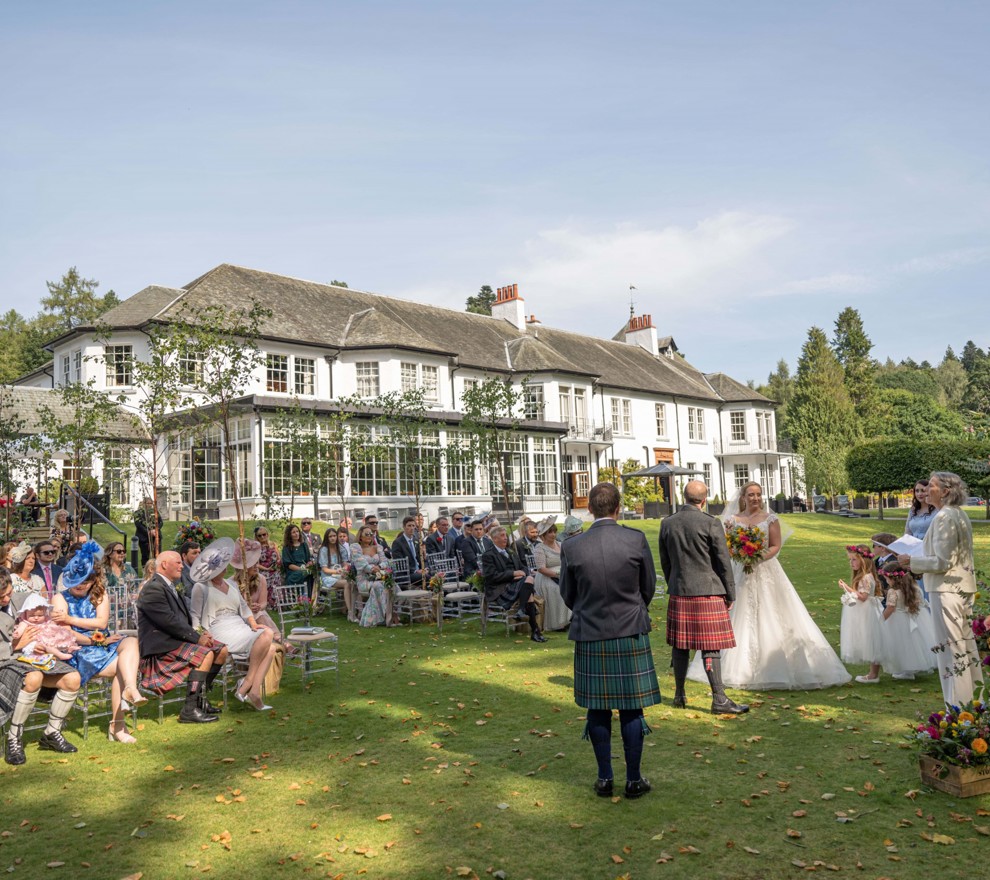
top-left (713, 436), bottom-right (795, 456)
top-left (563, 419), bottom-right (612, 444)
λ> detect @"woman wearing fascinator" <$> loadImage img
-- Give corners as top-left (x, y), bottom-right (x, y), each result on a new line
top-left (51, 540), bottom-right (147, 743)
top-left (687, 482), bottom-right (850, 691)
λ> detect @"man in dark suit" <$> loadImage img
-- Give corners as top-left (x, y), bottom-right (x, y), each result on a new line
top-left (455, 518), bottom-right (491, 578)
top-left (133, 497), bottom-right (163, 567)
top-left (659, 480), bottom-right (748, 715)
top-left (136, 550), bottom-right (229, 723)
top-left (425, 516), bottom-right (457, 558)
top-left (31, 540), bottom-right (63, 601)
top-left (559, 481), bottom-right (658, 800)
top-left (481, 527), bottom-right (546, 643)
top-left (391, 516), bottom-right (428, 585)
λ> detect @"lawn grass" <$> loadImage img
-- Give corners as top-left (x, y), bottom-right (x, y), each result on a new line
top-left (3, 514), bottom-right (989, 879)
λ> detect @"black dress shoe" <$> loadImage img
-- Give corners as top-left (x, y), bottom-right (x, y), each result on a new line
top-left (671, 694), bottom-right (687, 709)
top-left (4, 735), bottom-right (26, 765)
top-left (624, 777), bottom-right (651, 799)
top-left (531, 632), bottom-right (549, 643)
top-left (38, 730), bottom-right (78, 753)
top-left (594, 777), bottom-right (614, 797)
top-left (711, 697), bottom-right (750, 715)
top-left (200, 697), bottom-right (222, 715)
top-left (179, 705), bottom-right (219, 724)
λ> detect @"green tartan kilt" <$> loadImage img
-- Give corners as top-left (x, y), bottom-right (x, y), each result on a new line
top-left (573, 633), bottom-right (661, 710)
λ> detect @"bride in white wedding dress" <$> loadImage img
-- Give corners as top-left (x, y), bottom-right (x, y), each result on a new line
top-left (687, 482), bottom-right (851, 691)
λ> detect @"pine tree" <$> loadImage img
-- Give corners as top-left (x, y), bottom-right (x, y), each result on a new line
top-left (961, 341), bottom-right (986, 375)
top-left (831, 307), bottom-right (876, 419)
top-left (789, 327), bottom-right (859, 492)
top-left (40, 267), bottom-right (119, 333)
top-left (465, 285), bottom-right (495, 316)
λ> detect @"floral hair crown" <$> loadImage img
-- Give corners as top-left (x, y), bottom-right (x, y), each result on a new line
top-left (845, 545), bottom-right (873, 558)
top-left (883, 569), bottom-right (911, 579)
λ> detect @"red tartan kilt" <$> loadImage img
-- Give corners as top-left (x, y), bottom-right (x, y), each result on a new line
top-left (665, 595), bottom-right (736, 650)
top-left (140, 643), bottom-right (213, 694)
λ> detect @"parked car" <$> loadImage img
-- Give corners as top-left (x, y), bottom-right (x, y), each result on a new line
top-left (965, 496), bottom-right (986, 506)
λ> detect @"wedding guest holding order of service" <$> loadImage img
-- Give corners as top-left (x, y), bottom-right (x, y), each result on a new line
top-left (898, 471), bottom-right (984, 707)
top-left (560, 482), bottom-right (658, 800)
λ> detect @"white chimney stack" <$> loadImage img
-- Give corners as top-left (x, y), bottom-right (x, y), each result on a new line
top-left (491, 283), bottom-right (526, 331)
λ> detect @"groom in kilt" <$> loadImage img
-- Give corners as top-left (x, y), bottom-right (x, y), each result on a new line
top-left (559, 481), bottom-right (659, 800)
top-left (659, 480), bottom-right (748, 715)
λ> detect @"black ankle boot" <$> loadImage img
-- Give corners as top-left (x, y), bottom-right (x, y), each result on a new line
top-left (672, 693), bottom-right (687, 709)
top-left (5, 729), bottom-right (26, 765)
top-left (38, 729), bottom-right (78, 753)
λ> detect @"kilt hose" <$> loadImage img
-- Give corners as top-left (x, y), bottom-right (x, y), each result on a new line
top-left (140, 642), bottom-right (213, 694)
top-left (573, 633), bottom-right (661, 711)
top-left (665, 595), bottom-right (735, 650)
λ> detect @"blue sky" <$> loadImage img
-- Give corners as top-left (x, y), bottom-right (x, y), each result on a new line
top-left (2, 1), bottom-right (988, 383)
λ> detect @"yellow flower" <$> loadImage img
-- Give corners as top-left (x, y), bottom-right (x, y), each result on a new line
top-left (973, 738), bottom-right (988, 755)
top-left (959, 711), bottom-right (975, 723)
top-left (940, 721), bottom-right (949, 729)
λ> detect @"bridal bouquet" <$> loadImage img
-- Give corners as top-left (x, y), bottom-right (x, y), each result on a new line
top-left (725, 524), bottom-right (765, 574)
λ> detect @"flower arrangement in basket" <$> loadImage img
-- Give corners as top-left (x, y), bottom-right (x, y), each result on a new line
top-left (428, 573), bottom-right (447, 595)
top-left (725, 524), bottom-right (765, 574)
top-left (466, 571), bottom-right (484, 593)
top-left (173, 520), bottom-right (217, 549)
top-left (910, 699), bottom-right (990, 768)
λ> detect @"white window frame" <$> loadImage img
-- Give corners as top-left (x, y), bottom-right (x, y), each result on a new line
top-left (266, 354), bottom-right (289, 393)
top-left (105, 345), bottom-right (133, 387)
top-left (655, 403), bottom-right (667, 437)
top-left (687, 406), bottom-right (706, 442)
top-left (730, 411), bottom-right (746, 442)
top-left (355, 362), bottom-right (380, 398)
top-left (294, 356), bottom-right (316, 396)
top-left (61, 355), bottom-right (71, 387)
top-left (610, 398), bottom-right (632, 435)
top-left (734, 464), bottom-right (750, 489)
top-left (523, 383), bottom-right (545, 420)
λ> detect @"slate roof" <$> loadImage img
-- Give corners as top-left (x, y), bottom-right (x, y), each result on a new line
top-left (59, 263), bottom-right (752, 404)
top-left (0, 386), bottom-right (148, 442)
top-left (703, 372), bottom-right (774, 404)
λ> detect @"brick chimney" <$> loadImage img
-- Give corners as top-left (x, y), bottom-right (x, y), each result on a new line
top-left (626, 313), bottom-right (657, 355)
top-left (491, 283), bottom-right (526, 331)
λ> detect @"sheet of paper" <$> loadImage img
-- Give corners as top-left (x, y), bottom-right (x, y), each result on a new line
top-left (883, 535), bottom-right (924, 556)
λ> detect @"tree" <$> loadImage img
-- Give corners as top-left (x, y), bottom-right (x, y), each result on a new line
top-left (329, 280), bottom-right (349, 288)
top-left (788, 327), bottom-right (859, 494)
top-left (757, 359), bottom-right (795, 435)
top-left (461, 375), bottom-right (526, 532)
top-left (39, 267), bottom-right (119, 335)
top-left (871, 389), bottom-right (966, 440)
top-left (831, 306), bottom-right (876, 419)
top-left (465, 285), bottom-right (495, 316)
top-left (963, 359), bottom-right (990, 417)
top-left (961, 341), bottom-right (986, 376)
top-left (0, 388), bottom-right (28, 538)
top-left (599, 458), bottom-right (661, 507)
top-left (153, 301), bottom-right (272, 544)
top-left (937, 349), bottom-right (968, 410)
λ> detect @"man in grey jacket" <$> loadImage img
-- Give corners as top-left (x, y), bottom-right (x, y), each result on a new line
top-left (659, 480), bottom-right (748, 715)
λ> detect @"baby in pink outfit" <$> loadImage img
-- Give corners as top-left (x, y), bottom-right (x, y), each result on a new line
top-left (13, 594), bottom-right (78, 660)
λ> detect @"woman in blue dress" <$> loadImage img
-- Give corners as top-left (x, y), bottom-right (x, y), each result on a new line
top-left (50, 541), bottom-right (145, 744)
top-left (905, 480), bottom-right (937, 540)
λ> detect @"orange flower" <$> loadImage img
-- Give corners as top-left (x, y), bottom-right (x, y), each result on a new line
top-left (959, 711), bottom-right (975, 723)
top-left (973, 738), bottom-right (988, 755)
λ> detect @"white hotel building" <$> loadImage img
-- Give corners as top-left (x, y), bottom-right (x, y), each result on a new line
top-left (17, 265), bottom-right (800, 526)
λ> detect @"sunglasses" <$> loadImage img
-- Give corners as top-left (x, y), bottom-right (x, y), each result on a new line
top-left (39, 549), bottom-right (57, 556)
top-left (302, 521), bottom-right (312, 526)
top-left (257, 532), bottom-right (269, 538)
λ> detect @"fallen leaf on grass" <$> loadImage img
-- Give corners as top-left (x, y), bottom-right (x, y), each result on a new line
top-left (376, 814), bottom-right (392, 822)
top-left (792, 810), bottom-right (807, 818)
top-left (974, 825), bottom-right (990, 836)
top-left (610, 854), bottom-right (624, 864)
top-left (786, 829), bottom-right (802, 838)
top-left (920, 832), bottom-right (955, 845)
top-left (678, 845), bottom-right (700, 854)
top-left (743, 847), bottom-right (760, 855)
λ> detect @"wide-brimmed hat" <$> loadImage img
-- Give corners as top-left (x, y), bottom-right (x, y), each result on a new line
top-left (62, 540), bottom-right (104, 588)
top-left (189, 537), bottom-right (236, 582)
top-left (517, 514), bottom-right (533, 528)
top-left (230, 539), bottom-right (263, 570)
top-left (536, 515), bottom-right (558, 537)
top-left (8, 542), bottom-right (33, 566)
top-left (562, 515), bottom-right (584, 538)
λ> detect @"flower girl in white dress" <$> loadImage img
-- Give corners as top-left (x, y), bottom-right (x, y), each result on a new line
top-left (839, 545), bottom-right (885, 683)
top-left (876, 562), bottom-right (936, 680)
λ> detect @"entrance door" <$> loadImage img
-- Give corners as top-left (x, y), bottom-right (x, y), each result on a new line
top-left (571, 472), bottom-right (590, 510)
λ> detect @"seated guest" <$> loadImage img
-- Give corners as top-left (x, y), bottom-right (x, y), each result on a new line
top-left (0, 541), bottom-right (16, 568)
top-left (281, 524), bottom-right (312, 596)
top-left (190, 538), bottom-right (275, 712)
top-left (102, 540), bottom-right (137, 590)
top-left (8, 543), bottom-right (43, 594)
top-left (450, 511), bottom-right (465, 539)
top-left (178, 540), bottom-right (201, 610)
top-left (336, 527), bottom-right (353, 562)
top-left (19, 485), bottom-right (41, 523)
top-left (363, 514), bottom-right (392, 558)
top-left (51, 541), bottom-right (146, 744)
top-left (32, 540), bottom-right (63, 601)
top-left (136, 550), bottom-right (229, 723)
top-left (232, 540), bottom-right (282, 641)
top-left (50, 509), bottom-right (73, 548)
top-left (561, 516), bottom-right (584, 541)
top-left (2, 572), bottom-right (81, 764)
top-left (392, 516), bottom-right (428, 585)
top-left (516, 516), bottom-right (540, 557)
top-left (425, 516), bottom-right (456, 558)
top-left (456, 518), bottom-right (491, 578)
top-left (481, 526), bottom-right (547, 643)
top-left (318, 528), bottom-right (347, 597)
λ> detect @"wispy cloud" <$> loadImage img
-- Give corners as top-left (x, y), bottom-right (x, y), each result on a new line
top-left (757, 272), bottom-right (877, 299)
top-left (895, 246), bottom-right (990, 275)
